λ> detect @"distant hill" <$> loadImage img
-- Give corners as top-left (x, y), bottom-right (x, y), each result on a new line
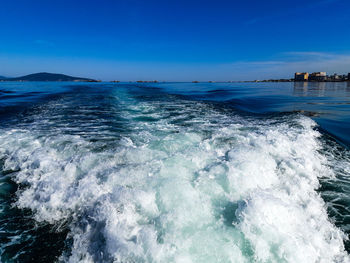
top-left (0, 76), bottom-right (7, 79)
top-left (4, 72), bottom-right (98, 82)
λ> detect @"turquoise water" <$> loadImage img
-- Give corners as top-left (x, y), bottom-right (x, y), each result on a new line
top-left (0, 82), bottom-right (350, 262)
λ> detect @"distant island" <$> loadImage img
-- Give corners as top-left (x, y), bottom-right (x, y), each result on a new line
top-left (0, 72), bottom-right (98, 82)
top-left (0, 75), bottom-right (7, 79)
top-left (136, 80), bottom-right (158, 83)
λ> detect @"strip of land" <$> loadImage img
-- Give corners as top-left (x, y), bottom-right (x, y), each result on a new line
top-left (0, 72), bottom-right (98, 82)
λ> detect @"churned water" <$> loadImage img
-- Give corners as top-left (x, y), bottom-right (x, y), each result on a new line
top-left (0, 82), bottom-right (350, 262)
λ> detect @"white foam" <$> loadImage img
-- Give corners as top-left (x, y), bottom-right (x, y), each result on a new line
top-left (0, 97), bottom-right (349, 262)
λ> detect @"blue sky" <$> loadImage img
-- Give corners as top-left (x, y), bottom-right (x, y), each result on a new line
top-left (1, 0), bottom-right (350, 81)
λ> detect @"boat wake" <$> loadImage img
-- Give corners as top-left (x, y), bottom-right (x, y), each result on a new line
top-left (0, 86), bottom-right (349, 262)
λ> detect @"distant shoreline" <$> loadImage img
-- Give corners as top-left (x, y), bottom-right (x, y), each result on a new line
top-left (244, 79), bottom-right (350, 83)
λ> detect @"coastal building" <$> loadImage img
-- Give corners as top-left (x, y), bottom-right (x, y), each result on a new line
top-left (340, 75), bottom-right (348, 81)
top-left (309, 72), bottom-right (327, 81)
top-left (329, 73), bottom-right (343, 81)
top-left (294, 72), bottom-right (309, 81)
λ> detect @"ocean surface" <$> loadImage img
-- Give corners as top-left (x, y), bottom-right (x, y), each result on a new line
top-left (0, 81), bottom-right (350, 262)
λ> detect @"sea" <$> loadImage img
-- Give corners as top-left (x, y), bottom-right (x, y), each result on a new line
top-left (0, 81), bottom-right (350, 262)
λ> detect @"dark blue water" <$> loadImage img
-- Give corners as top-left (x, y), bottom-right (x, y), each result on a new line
top-left (0, 81), bottom-right (349, 262)
top-left (154, 81), bottom-right (350, 147)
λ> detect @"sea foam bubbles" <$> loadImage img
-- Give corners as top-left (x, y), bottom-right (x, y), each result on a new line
top-left (0, 91), bottom-right (349, 262)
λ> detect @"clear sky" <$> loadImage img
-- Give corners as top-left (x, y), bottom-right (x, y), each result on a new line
top-left (1, 0), bottom-right (350, 81)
